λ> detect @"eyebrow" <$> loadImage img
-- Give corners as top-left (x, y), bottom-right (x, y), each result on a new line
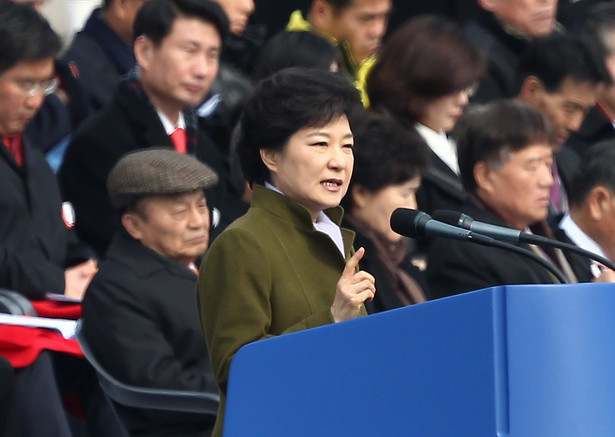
top-left (306, 132), bottom-right (354, 139)
top-left (14, 74), bottom-right (54, 82)
top-left (563, 101), bottom-right (591, 111)
top-left (524, 155), bottom-right (552, 165)
top-left (359, 11), bottom-right (389, 19)
top-left (182, 40), bottom-right (221, 51)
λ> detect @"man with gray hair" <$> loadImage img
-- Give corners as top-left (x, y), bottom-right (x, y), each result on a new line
top-left (82, 148), bottom-right (219, 436)
top-left (426, 100), bottom-right (594, 300)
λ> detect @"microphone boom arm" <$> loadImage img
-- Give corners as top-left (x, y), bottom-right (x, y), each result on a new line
top-left (518, 234), bottom-right (615, 272)
top-left (470, 234), bottom-right (568, 284)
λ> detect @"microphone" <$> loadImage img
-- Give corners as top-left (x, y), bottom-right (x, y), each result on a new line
top-left (433, 210), bottom-right (524, 243)
top-left (433, 210), bottom-right (615, 272)
top-left (389, 208), bottom-right (493, 244)
top-left (391, 208), bottom-right (568, 284)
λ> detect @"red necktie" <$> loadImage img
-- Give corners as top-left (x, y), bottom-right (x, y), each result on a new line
top-left (3, 134), bottom-right (23, 166)
top-left (169, 127), bottom-right (186, 154)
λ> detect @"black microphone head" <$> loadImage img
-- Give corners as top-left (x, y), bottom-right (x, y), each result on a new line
top-left (390, 208), bottom-right (431, 238)
top-left (433, 210), bottom-right (473, 230)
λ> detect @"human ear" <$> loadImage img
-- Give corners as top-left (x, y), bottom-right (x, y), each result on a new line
top-left (259, 148), bottom-right (278, 173)
top-left (312, 0), bottom-right (331, 19)
top-left (351, 184), bottom-right (371, 209)
top-left (121, 212), bottom-right (144, 240)
top-left (134, 35), bottom-right (152, 72)
top-left (519, 76), bottom-right (545, 106)
top-left (473, 161), bottom-right (494, 193)
top-left (588, 186), bottom-right (612, 221)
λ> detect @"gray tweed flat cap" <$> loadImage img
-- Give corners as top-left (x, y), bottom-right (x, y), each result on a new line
top-left (107, 148), bottom-right (219, 209)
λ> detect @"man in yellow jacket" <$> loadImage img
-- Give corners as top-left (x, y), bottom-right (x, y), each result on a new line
top-left (286, 0), bottom-right (391, 105)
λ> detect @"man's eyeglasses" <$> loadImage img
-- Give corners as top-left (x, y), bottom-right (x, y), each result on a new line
top-left (14, 77), bottom-right (59, 98)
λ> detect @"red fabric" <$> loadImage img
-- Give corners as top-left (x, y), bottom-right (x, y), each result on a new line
top-left (169, 127), bottom-right (186, 154)
top-left (3, 133), bottom-right (23, 166)
top-left (0, 325), bottom-right (82, 368)
top-left (32, 301), bottom-right (82, 319)
top-left (0, 301), bottom-right (83, 368)
top-left (596, 103), bottom-right (611, 121)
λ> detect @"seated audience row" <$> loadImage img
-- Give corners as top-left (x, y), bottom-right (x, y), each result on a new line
top-left (426, 100), bottom-right (596, 299)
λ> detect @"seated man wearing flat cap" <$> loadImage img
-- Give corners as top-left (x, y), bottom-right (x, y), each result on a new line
top-left (81, 148), bottom-right (219, 436)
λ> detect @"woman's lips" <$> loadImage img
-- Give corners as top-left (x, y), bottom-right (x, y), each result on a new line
top-left (321, 179), bottom-right (343, 192)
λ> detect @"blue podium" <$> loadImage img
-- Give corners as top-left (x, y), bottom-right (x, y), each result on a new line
top-left (224, 283), bottom-right (615, 436)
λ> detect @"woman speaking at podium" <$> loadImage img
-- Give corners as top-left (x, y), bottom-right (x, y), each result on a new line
top-left (197, 68), bottom-right (375, 437)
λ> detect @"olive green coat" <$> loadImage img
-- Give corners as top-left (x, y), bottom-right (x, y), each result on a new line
top-left (198, 184), bottom-right (360, 436)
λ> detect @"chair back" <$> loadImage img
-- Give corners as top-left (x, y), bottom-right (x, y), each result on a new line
top-left (0, 289), bottom-right (37, 315)
top-left (75, 320), bottom-right (220, 415)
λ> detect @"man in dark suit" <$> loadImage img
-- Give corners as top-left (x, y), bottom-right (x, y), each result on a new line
top-left (59, 0), bottom-right (231, 257)
top-left (466, 0), bottom-right (559, 103)
top-left (0, 4), bottom-right (123, 436)
top-left (556, 141), bottom-right (615, 281)
top-left (82, 149), bottom-right (219, 436)
top-left (61, 0), bottom-right (146, 115)
top-left (0, 2), bottom-right (97, 301)
top-left (9, 0), bottom-right (88, 155)
top-left (515, 33), bottom-right (611, 219)
top-left (426, 101), bottom-right (593, 300)
top-left (566, 3), bottom-right (615, 158)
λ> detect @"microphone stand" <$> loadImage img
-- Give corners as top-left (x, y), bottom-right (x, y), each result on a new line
top-left (468, 232), bottom-right (568, 284)
top-left (433, 209), bottom-right (614, 275)
top-left (390, 209), bottom-right (569, 284)
top-left (518, 234), bottom-right (615, 272)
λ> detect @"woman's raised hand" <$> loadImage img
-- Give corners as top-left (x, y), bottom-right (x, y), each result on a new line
top-left (331, 248), bottom-right (376, 322)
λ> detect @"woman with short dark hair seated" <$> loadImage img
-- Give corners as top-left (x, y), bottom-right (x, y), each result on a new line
top-left (367, 15), bottom-right (485, 215)
top-left (341, 113), bottom-right (430, 313)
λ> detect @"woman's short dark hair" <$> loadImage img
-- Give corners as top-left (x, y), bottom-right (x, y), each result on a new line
top-left (238, 68), bottom-right (363, 186)
top-left (341, 112), bottom-right (429, 212)
top-left (0, 1), bottom-right (61, 75)
top-left (253, 31), bottom-right (339, 81)
top-left (454, 100), bottom-right (554, 194)
top-left (133, 0), bottom-right (229, 45)
top-left (367, 15), bottom-right (485, 126)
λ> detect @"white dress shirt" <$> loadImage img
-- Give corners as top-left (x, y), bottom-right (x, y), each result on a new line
top-left (156, 110), bottom-right (186, 135)
top-left (559, 213), bottom-right (607, 260)
top-left (415, 123), bottom-right (460, 175)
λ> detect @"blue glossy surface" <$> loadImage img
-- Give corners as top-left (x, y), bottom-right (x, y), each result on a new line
top-left (224, 283), bottom-right (615, 436)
